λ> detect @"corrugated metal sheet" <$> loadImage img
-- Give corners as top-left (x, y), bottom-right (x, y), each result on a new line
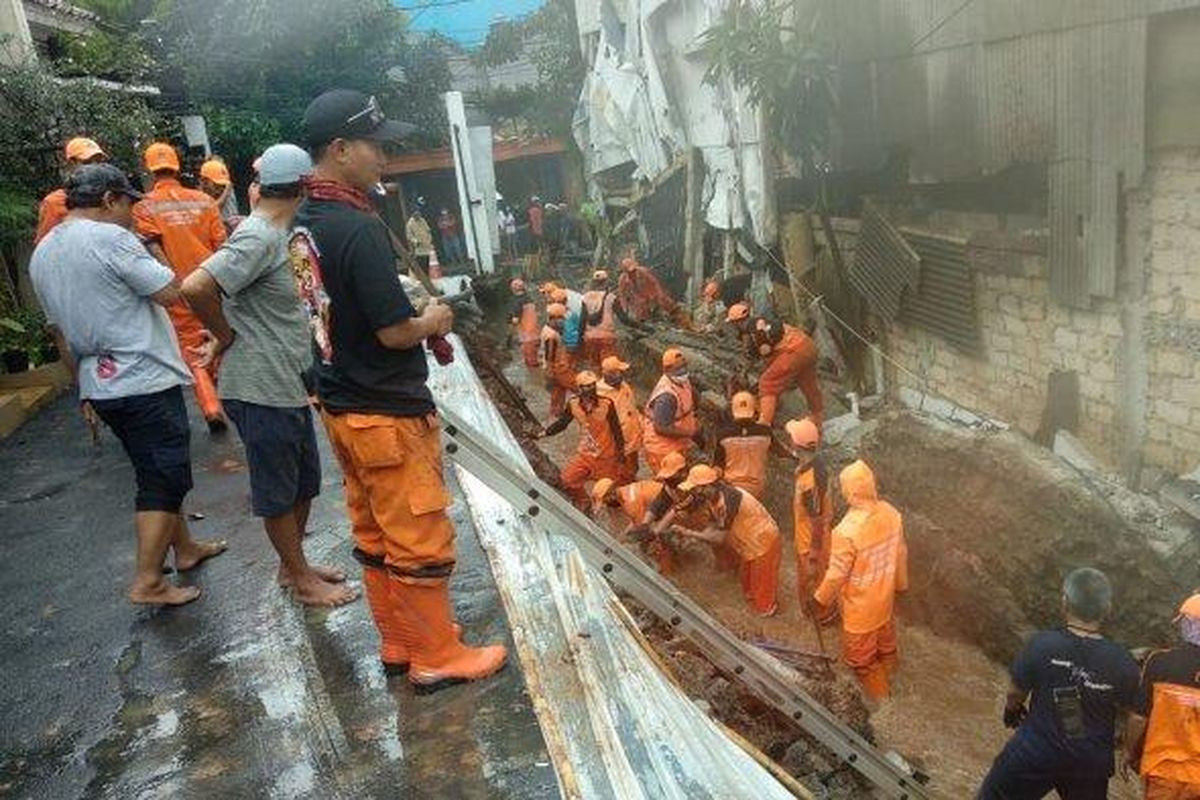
top-left (847, 205), bottom-right (920, 320)
top-left (829, 2), bottom-right (1171, 307)
top-left (899, 229), bottom-right (982, 353)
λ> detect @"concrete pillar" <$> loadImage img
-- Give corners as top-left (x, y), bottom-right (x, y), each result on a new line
top-left (0, 0), bottom-right (36, 67)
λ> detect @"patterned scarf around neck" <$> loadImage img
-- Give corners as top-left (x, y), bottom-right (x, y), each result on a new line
top-left (303, 178), bottom-right (373, 212)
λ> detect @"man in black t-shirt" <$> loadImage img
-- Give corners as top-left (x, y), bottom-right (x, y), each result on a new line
top-left (290, 89), bottom-right (506, 692)
top-left (979, 568), bottom-right (1139, 799)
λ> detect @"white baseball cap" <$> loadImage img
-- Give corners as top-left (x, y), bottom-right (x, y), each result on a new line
top-left (257, 143), bottom-right (313, 188)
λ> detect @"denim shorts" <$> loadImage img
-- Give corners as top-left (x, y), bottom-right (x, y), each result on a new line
top-left (225, 400), bottom-right (321, 518)
top-left (91, 385), bottom-right (193, 513)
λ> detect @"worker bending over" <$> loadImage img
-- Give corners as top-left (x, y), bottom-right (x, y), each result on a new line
top-left (1125, 591), bottom-right (1200, 799)
top-left (508, 278), bottom-right (540, 369)
top-left (666, 464), bottom-right (782, 616)
top-left (785, 417), bottom-right (834, 622)
top-left (727, 303), bottom-right (823, 426)
top-left (713, 391), bottom-right (775, 500)
top-left (629, 452), bottom-right (693, 574)
top-left (617, 255), bottom-right (688, 327)
top-left (598, 355), bottom-right (641, 481)
top-left (641, 348), bottom-right (701, 473)
top-left (591, 476), bottom-right (664, 539)
top-left (134, 142), bottom-right (230, 433)
top-left (540, 370), bottom-right (625, 511)
top-left (813, 460), bottom-right (907, 700)
top-left (540, 302), bottom-right (575, 419)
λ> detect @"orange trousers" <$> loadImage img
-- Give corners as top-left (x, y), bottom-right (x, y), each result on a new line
top-left (322, 411), bottom-right (456, 580)
top-left (582, 337), bottom-right (618, 369)
top-left (173, 317), bottom-right (223, 421)
top-left (739, 537), bottom-right (782, 616)
top-left (546, 370), bottom-right (575, 419)
top-left (1145, 777), bottom-right (1200, 800)
top-left (520, 339), bottom-right (540, 369)
top-left (560, 452), bottom-right (624, 510)
top-left (843, 617), bottom-right (898, 700)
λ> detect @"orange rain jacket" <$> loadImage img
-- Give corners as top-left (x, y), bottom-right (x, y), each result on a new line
top-left (814, 460), bottom-right (908, 634)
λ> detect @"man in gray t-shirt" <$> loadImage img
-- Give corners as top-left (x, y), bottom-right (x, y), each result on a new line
top-left (30, 163), bottom-right (226, 607)
top-left (183, 143), bottom-right (358, 609)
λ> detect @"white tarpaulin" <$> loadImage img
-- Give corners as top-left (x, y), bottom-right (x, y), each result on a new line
top-left (573, 0), bottom-right (777, 245)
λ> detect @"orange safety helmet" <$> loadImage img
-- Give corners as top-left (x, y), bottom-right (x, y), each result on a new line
top-left (510, 277), bottom-right (526, 293)
top-left (703, 280), bottom-right (720, 300)
top-left (620, 256), bottom-right (636, 272)
top-left (575, 370), bottom-right (599, 388)
top-left (785, 417), bottom-right (820, 449)
top-left (1175, 591), bottom-right (1200, 622)
top-left (591, 477), bottom-right (616, 504)
top-left (200, 158), bottom-right (231, 186)
top-left (539, 281), bottom-right (559, 295)
top-left (662, 348), bottom-right (686, 370)
top-left (655, 451), bottom-right (688, 481)
top-left (550, 288), bottom-right (568, 304)
top-left (601, 355), bottom-right (630, 373)
top-left (65, 137), bottom-right (105, 162)
top-left (730, 391), bottom-right (757, 421)
top-left (678, 464), bottom-right (722, 492)
top-left (726, 302), bottom-right (751, 323)
top-left (546, 303), bottom-right (567, 319)
top-left (143, 142), bottom-right (181, 173)
top-left (592, 269), bottom-right (609, 282)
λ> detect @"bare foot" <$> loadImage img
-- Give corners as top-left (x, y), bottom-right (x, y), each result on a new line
top-left (129, 581), bottom-right (202, 606)
top-left (277, 564), bottom-right (346, 587)
top-left (290, 574), bottom-right (360, 608)
top-left (175, 538), bottom-right (228, 571)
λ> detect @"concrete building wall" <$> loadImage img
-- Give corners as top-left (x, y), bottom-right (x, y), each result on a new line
top-left (879, 147), bottom-right (1200, 478)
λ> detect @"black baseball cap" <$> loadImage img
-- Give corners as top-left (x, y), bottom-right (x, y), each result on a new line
top-left (65, 163), bottom-right (144, 206)
top-left (302, 89), bottom-right (418, 149)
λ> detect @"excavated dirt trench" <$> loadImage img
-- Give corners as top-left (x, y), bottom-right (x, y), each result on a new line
top-left (462, 286), bottom-right (1190, 798)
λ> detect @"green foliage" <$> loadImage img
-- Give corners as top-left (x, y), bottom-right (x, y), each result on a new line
top-left (0, 305), bottom-right (50, 359)
top-left (0, 187), bottom-right (36, 248)
top-left (699, 0), bottom-right (836, 163)
top-left (473, 0), bottom-right (585, 139)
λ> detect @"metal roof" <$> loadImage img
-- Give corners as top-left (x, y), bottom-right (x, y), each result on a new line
top-left (829, 0), bottom-right (1200, 307)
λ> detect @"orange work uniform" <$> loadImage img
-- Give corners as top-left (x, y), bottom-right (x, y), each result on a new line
top-left (581, 289), bottom-right (618, 367)
top-left (617, 264), bottom-right (677, 322)
top-left (511, 294), bottom-right (540, 368)
top-left (793, 456), bottom-right (834, 607)
top-left (134, 177), bottom-right (228, 421)
top-left (710, 484), bottom-right (781, 616)
top-left (541, 325), bottom-right (575, 418)
top-left (35, 189), bottom-right (68, 244)
top-left (545, 395), bottom-right (626, 510)
top-left (599, 378), bottom-right (641, 481)
top-left (1137, 645), bottom-right (1200, 798)
top-left (815, 460), bottom-right (908, 699)
top-left (757, 324), bottom-right (822, 426)
top-left (641, 374), bottom-right (698, 473)
top-left (609, 479), bottom-right (665, 530)
top-left (714, 420), bottom-right (773, 499)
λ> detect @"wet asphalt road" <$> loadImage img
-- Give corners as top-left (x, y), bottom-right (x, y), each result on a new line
top-left (0, 394), bottom-right (558, 800)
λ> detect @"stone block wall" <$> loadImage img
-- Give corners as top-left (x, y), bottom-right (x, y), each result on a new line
top-left (878, 147), bottom-right (1200, 476)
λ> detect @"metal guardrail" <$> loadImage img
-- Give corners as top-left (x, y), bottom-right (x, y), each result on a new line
top-left (439, 407), bottom-right (929, 800)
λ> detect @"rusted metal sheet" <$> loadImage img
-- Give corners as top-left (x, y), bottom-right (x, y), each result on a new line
top-left (899, 228), bottom-right (982, 353)
top-left (847, 205), bottom-right (920, 320)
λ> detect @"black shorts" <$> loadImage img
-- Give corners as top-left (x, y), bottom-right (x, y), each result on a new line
top-left (92, 385), bottom-right (193, 513)
top-left (225, 400), bottom-right (321, 518)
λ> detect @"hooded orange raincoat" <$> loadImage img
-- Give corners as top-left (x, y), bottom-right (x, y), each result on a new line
top-left (814, 460), bottom-right (907, 697)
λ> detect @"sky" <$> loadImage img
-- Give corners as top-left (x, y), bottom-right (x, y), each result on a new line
top-left (399, 0), bottom-right (548, 46)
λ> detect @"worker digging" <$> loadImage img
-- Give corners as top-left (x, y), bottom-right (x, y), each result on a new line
top-left (8, 4), bottom-right (1200, 797)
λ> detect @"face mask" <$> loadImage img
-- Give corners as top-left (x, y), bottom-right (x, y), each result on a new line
top-left (669, 371), bottom-right (689, 383)
top-left (605, 374), bottom-right (623, 387)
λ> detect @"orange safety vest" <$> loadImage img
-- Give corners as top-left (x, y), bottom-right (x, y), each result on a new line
top-left (582, 289), bottom-right (617, 340)
top-left (599, 379), bottom-right (642, 454)
top-left (719, 431), bottom-right (772, 499)
top-left (641, 374), bottom-right (698, 462)
top-left (34, 189), bottom-right (68, 244)
top-left (514, 298), bottom-right (539, 343)
top-left (616, 479), bottom-right (664, 525)
top-left (1141, 679), bottom-right (1200, 784)
top-left (541, 325), bottom-right (574, 384)
top-left (718, 486), bottom-right (780, 562)
top-left (793, 461), bottom-right (834, 554)
top-left (814, 461), bottom-right (908, 634)
top-left (567, 395), bottom-right (622, 460)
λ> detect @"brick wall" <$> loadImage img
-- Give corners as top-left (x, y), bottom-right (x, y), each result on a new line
top-left (880, 148), bottom-right (1200, 476)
